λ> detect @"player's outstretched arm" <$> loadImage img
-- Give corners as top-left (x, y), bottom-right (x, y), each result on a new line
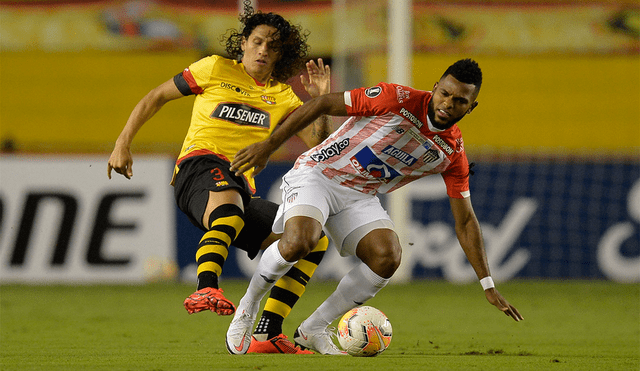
top-left (107, 78), bottom-right (183, 179)
top-left (449, 197), bottom-right (524, 322)
top-left (231, 92), bottom-right (347, 177)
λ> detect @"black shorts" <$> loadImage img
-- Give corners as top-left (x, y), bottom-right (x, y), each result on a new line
top-left (173, 154), bottom-right (278, 259)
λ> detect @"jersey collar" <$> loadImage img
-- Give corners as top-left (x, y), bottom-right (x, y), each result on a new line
top-left (426, 115), bottom-right (446, 133)
top-left (240, 63), bottom-right (273, 88)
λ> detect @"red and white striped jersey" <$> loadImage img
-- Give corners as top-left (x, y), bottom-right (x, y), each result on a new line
top-left (293, 82), bottom-right (471, 198)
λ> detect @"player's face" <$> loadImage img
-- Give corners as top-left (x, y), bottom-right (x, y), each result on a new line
top-left (428, 74), bottom-right (479, 130)
top-left (241, 25), bottom-right (282, 84)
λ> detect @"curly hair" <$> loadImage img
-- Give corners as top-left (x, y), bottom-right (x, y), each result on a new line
top-left (441, 58), bottom-right (482, 91)
top-left (222, 1), bottom-right (310, 82)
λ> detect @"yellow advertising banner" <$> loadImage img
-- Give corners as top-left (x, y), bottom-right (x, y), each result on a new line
top-left (0, 1), bottom-right (637, 54)
top-left (0, 1), bottom-right (638, 155)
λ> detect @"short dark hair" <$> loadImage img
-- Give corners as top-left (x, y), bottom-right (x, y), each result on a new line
top-left (223, 0), bottom-right (310, 82)
top-left (441, 59), bottom-right (482, 91)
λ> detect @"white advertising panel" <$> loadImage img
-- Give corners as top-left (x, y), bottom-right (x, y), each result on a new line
top-left (0, 155), bottom-right (175, 283)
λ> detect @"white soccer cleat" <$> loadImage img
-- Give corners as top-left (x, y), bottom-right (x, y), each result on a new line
top-left (293, 324), bottom-right (348, 355)
top-left (225, 307), bottom-right (257, 355)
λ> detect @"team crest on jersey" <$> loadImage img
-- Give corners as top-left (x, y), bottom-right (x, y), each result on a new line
top-left (211, 103), bottom-right (270, 128)
top-left (422, 139), bottom-right (442, 163)
top-left (365, 86), bottom-right (382, 98)
top-left (423, 149), bottom-right (441, 163)
top-left (351, 146), bottom-right (400, 179)
top-left (261, 95), bottom-right (276, 105)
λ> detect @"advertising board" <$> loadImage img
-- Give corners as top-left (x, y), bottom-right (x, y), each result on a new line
top-left (0, 155), bottom-right (175, 283)
top-left (176, 161), bottom-right (640, 283)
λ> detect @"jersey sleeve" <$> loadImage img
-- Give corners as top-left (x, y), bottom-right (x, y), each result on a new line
top-left (345, 82), bottom-right (406, 117)
top-left (175, 55), bottom-right (219, 95)
top-left (441, 152), bottom-right (471, 198)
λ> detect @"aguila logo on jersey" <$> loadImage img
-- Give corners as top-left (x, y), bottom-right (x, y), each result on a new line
top-left (211, 103), bottom-right (270, 128)
top-left (364, 86), bottom-right (382, 98)
top-left (220, 82), bottom-right (250, 96)
top-left (381, 145), bottom-right (417, 166)
top-left (310, 138), bottom-right (350, 162)
top-left (261, 95), bottom-right (276, 105)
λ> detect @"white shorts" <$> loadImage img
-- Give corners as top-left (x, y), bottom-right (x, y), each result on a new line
top-left (272, 167), bottom-right (395, 257)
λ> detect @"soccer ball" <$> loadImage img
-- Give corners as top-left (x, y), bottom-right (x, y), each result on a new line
top-left (337, 306), bottom-right (392, 357)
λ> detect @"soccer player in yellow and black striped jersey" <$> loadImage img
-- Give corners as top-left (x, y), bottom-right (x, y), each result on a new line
top-left (108, 2), bottom-right (331, 354)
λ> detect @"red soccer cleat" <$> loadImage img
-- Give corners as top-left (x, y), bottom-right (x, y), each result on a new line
top-left (247, 334), bottom-right (315, 354)
top-left (183, 288), bottom-right (235, 316)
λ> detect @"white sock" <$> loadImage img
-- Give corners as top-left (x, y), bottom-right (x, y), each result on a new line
top-left (302, 262), bottom-right (389, 333)
top-left (238, 241), bottom-right (297, 311)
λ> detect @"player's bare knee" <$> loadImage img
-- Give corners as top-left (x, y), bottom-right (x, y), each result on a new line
top-left (377, 245), bottom-right (402, 278)
top-left (356, 229), bottom-right (402, 277)
top-left (278, 234), bottom-right (315, 261)
top-left (387, 243), bottom-right (402, 268)
top-left (358, 243), bottom-right (401, 278)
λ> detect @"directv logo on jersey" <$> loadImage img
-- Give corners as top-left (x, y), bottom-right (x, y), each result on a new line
top-left (381, 145), bottom-right (417, 166)
top-left (365, 86), bottom-right (382, 98)
top-left (310, 138), bottom-right (350, 162)
top-left (211, 103), bottom-right (270, 128)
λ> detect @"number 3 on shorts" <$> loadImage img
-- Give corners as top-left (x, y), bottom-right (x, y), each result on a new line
top-left (210, 168), bottom-right (224, 181)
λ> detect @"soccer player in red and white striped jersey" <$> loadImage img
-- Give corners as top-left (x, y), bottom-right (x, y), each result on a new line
top-left (228, 59), bottom-right (523, 355)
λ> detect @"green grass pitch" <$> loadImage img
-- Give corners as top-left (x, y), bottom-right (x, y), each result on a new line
top-left (1, 280), bottom-right (638, 370)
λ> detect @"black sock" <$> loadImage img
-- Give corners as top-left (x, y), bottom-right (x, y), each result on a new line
top-left (197, 271), bottom-right (219, 290)
top-left (253, 311), bottom-right (284, 340)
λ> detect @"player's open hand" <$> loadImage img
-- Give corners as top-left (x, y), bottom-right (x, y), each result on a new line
top-left (230, 140), bottom-right (273, 178)
top-left (484, 288), bottom-right (523, 322)
top-left (107, 145), bottom-right (133, 179)
top-left (301, 58), bottom-right (331, 98)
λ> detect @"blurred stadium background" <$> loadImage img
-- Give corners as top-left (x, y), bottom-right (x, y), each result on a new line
top-left (0, 0), bottom-right (638, 286)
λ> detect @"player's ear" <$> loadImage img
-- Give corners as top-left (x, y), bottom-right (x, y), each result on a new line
top-left (433, 82), bottom-right (438, 91)
top-left (467, 101), bottom-right (478, 114)
top-left (241, 37), bottom-right (246, 52)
